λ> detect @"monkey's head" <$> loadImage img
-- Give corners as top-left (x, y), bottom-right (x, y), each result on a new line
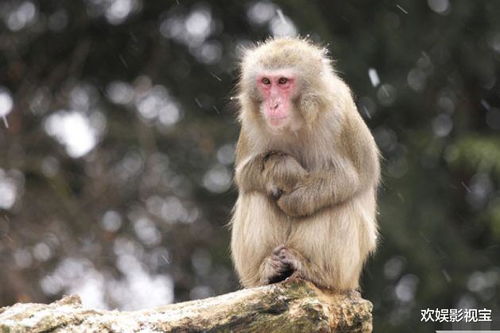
top-left (238, 37), bottom-right (333, 133)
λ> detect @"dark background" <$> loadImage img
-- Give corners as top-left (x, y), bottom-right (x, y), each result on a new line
top-left (1, 0), bottom-right (499, 331)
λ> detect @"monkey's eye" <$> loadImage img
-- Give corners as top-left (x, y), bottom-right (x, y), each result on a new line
top-left (261, 77), bottom-right (271, 85)
top-left (278, 77), bottom-right (288, 85)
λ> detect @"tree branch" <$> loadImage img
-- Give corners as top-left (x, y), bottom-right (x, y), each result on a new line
top-left (0, 279), bottom-right (372, 332)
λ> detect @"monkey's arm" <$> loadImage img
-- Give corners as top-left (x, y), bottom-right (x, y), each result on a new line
top-left (276, 159), bottom-right (367, 217)
top-left (235, 151), bottom-right (308, 195)
top-left (234, 129), bottom-right (266, 193)
top-left (277, 116), bottom-right (380, 217)
top-left (235, 128), bottom-right (308, 194)
top-left (234, 153), bottom-right (267, 193)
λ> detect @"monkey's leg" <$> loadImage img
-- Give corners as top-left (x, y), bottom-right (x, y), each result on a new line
top-left (287, 190), bottom-right (378, 291)
top-left (231, 193), bottom-right (289, 287)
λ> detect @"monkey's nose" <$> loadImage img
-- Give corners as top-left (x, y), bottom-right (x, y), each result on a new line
top-left (271, 103), bottom-right (279, 110)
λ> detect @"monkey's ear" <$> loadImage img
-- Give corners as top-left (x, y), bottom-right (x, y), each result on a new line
top-left (323, 44), bottom-right (337, 64)
top-left (237, 46), bottom-right (257, 74)
top-left (236, 40), bottom-right (259, 60)
top-left (240, 47), bottom-right (253, 61)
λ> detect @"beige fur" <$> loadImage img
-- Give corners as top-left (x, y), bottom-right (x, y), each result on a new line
top-left (230, 37), bottom-right (380, 291)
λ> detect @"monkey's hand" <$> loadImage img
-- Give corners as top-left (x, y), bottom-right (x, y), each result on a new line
top-left (277, 171), bottom-right (343, 217)
top-left (260, 245), bottom-right (301, 285)
top-left (276, 185), bottom-right (315, 218)
top-left (263, 152), bottom-right (308, 200)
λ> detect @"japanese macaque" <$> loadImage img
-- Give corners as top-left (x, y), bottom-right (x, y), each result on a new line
top-left (230, 37), bottom-right (380, 291)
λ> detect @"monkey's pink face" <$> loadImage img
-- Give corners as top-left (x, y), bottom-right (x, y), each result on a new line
top-left (256, 70), bottom-right (297, 129)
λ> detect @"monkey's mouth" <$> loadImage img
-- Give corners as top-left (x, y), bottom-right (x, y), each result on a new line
top-left (269, 114), bottom-right (287, 120)
top-left (263, 98), bottom-right (290, 128)
top-left (265, 106), bottom-right (289, 126)
top-left (268, 115), bottom-right (288, 127)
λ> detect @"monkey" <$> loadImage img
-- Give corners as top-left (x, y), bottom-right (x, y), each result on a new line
top-left (230, 37), bottom-right (380, 292)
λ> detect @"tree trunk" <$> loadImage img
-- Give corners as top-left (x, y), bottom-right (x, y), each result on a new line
top-left (0, 278), bottom-right (372, 332)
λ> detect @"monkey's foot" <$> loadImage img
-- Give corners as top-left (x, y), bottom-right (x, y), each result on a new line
top-left (260, 245), bottom-right (300, 285)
